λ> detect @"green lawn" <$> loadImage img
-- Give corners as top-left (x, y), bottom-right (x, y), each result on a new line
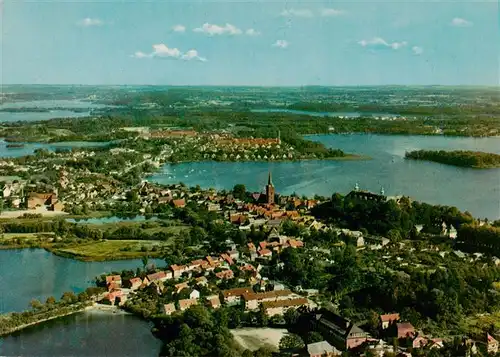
top-left (51, 239), bottom-right (171, 261)
top-left (1, 232), bottom-right (55, 240)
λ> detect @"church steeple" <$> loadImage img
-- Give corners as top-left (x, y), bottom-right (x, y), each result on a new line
top-left (266, 171), bottom-right (275, 205)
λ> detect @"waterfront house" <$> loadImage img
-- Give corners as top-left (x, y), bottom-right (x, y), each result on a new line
top-left (380, 313), bottom-right (400, 329)
top-left (178, 298), bottom-right (198, 311)
top-left (147, 271), bottom-right (170, 283)
top-left (162, 303), bottom-right (176, 315)
top-left (128, 277), bottom-right (142, 290)
top-left (307, 341), bottom-right (340, 357)
top-left (170, 264), bottom-right (188, 278)
top-left (105, 290), bottom-right (126, 306)
top-left (105, 275), bottom-right (122, 287)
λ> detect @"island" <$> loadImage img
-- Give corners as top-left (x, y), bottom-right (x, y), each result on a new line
top-left (405, 149), bottom-right (500, 168)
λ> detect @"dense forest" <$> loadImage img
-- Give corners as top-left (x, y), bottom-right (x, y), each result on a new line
top-left (405, 150), bottom-right (500, 168)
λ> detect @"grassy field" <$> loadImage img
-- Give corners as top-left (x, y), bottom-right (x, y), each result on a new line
top-left (50, 239), bottom-right (170, 261)
top-left (1, 232), bottom-right (55, 240)
top-left (231, 328), bottom-right (286, 352)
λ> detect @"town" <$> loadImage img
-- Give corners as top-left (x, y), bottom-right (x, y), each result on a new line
top-left (1, 131), bottom-right (499, 357)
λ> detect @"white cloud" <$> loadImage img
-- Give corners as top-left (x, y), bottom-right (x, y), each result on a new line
top-left (131, 44), bottom-right (206, 62)
top-left (451, 17), bottom-right (473, 27)
top-left (272, 40), bottom-right (289, 49)
top-left (193, 23), bottom-right (242, 36)
top-left (246, 28), bottom-right (261, 36)
top-left (321, 8), bottom-right (346, 17)
top-left (280, 8), bottom-right (314, 18)
top-left (77, 18), bottom-right (103, 27)
top-left (172, 24), bottom-right (186, 33)
top-left (412, 46), bottom-right (424, 55)
top-left (358, 37), bottom-right (407, 50)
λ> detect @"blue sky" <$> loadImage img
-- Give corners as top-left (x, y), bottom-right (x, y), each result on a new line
top-left (1, 0), bottom-right (498, 86)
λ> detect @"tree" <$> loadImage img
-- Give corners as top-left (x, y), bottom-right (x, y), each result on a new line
top-left (141, 255), bottom-right (149, 270)
top-left (232, 184), bottom-right (246, 200)
top-left (279, 333), bottom-right (305, 350)
top-left (126, 190), bottom-right (139, 202)
top-left (284, 308), bottom-right (300, 326)
top-left (60, 291), bottom-right (77, 304)
top-left (46, 296), bottom-right (56, 305)
top-left (242, 350), bottom-right (254, 357)
top-left (30, 299), bottom-right (43, 310)
top-left (254, 347), bottom-right (273, 357)
top-left (305, 331), bottom-right (324, 344)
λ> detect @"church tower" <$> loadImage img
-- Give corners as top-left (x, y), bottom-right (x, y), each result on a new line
top-left (266, 171), bottom-right (275, 205)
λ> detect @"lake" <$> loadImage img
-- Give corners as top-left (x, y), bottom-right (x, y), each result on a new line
top-left (0, 249), bottom-right (165, 313)
top-left (0, 140), bottom-right (112, 158)
top-left (0, 99), bottom-right (112, 122)
top-left (66, 216), bottom-right (158, 224)
top-left (251, 108), bottom-right (400, 118)
top-left (0, 310), bottom-right (162, 357)
top-left (148, 134), bottom-right (500, 219)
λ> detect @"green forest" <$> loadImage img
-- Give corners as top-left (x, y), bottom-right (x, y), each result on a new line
top-left (405, 150), bottom-right (500, 168)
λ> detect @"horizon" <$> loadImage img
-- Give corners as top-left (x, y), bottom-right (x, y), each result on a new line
top-left (1, 0), bottom-right (498, 86)
top-left (1, 84), bottom-right (499, 89)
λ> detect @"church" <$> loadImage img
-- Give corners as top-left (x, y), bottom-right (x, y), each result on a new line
top-left (251, 171), bottom-right (276, 205)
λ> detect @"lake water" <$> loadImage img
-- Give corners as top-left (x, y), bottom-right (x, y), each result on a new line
top-left (0, 140), bottom-right (111, 158)
top-left (148, 134), bottom-right (500, 219)
top-left (66, 216), bottom-right (157, 224)
top-left (0, 249), bottom-right (165, 313)
top-left (251, 108), bottom-right (399, 118)
top-left (0, 99), bottom-right (111, 122)
top-left (0, 310), bottom-right (162, 357)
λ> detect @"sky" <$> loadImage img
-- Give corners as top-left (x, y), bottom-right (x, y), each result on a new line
top-left (1, 0), bottom-right (499, 86)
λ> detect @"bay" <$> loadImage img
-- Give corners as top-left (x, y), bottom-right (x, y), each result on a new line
top-left (0, 249), bottom-right (165, 313)
top-left (0, 310), bottom-right (162, 357)
top-left (147, 134), bottom-right (500, 219)
top-left (0, 99), bottom-right (113, 123)
top-left (0, 140), bottom-right (112, 158)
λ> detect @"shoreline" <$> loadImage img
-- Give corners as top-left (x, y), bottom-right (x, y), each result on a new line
top-left (47, 247), bottom-right (163, 262)
top-left (161, 154), bottom-right (371, 167)
top-left (0, 303), bottom-right (130, 337)
top-left (0, 303), bottom-right (91, 337)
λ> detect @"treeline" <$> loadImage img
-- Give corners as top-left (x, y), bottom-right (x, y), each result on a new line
top-left (456, 224), bottom-right (500, 255)
top-left (288, 101), bottom-right (500, 116)
top-left (405, 150), bottom-right (500, 168)
top-left (151, 305), bottom-right (244, 357)
top-left (311, 193), bottom-right (474, 238)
